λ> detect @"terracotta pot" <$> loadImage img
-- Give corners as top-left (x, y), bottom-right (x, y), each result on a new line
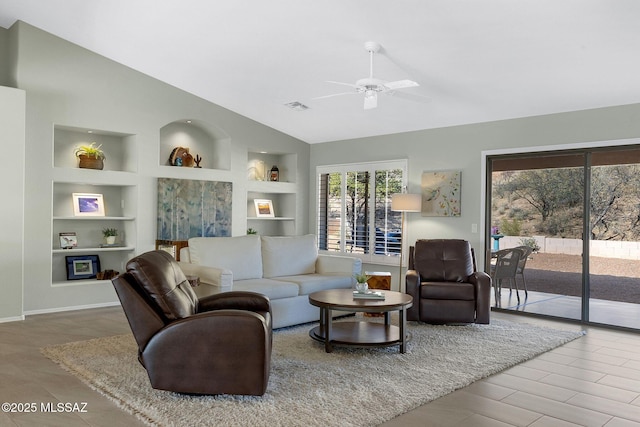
top-left (78, 154), bottom-right (104, 170)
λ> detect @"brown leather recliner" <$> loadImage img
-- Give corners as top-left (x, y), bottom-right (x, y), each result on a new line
top-left (111, 250), bottom-right (272, 396)
top-left (406, 239), bottom-right (491, 324)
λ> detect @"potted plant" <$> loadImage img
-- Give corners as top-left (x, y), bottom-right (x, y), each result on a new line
top-left (74, 142), bottom-right (105, 170)
top-left (354, 272), bottom-right (370, 293)
top-left (102, 227), bottom-right (118, 245)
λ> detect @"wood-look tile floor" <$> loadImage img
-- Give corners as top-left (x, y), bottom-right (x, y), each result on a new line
top-left (1, 307), bottom-right (639, 426)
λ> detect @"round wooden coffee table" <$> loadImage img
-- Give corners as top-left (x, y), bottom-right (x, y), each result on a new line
top-left (308, 289), bottom-right (413, 353)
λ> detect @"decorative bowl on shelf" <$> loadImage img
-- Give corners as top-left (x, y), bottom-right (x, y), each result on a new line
top-left (169, 146), bottom-right (194, 167)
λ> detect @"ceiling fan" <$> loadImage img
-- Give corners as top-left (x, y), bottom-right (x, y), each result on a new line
top-left (314, 41), bottom-right (419, 110)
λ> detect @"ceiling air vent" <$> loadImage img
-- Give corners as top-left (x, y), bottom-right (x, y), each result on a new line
top-left (284, 101), bottom-right (309, 111)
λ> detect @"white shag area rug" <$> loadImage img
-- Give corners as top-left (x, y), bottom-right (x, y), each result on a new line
top-left (42, 317), bottom-right (584, 427)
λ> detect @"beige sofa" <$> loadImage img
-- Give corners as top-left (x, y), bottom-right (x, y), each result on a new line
top-left (179, 234), bottom-right (362, 329)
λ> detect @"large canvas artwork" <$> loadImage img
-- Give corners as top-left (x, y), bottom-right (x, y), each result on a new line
top-left (157, 178), bottom-right (232, 240)
top-left (421, 170), bottom-right (461, 217)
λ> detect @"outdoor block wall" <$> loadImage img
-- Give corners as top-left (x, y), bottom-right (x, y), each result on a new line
top-left (497, 236), bottom-right (640, 260)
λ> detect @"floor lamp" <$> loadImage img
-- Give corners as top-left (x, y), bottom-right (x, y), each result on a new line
top-left (391, 193), bottom-right (422, 293)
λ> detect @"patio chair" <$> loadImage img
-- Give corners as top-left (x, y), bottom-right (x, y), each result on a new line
top-left (491, 247), bottom-right (524, 303)
top-left (514, 245), bottom-right (533, 297)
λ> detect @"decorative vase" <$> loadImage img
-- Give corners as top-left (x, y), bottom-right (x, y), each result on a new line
top-left (105, 236), bottom-right (116, 245)
top-left (78, 154), bottom-right (104, 170)
top-left (355, 281), bottom-right (368, 293)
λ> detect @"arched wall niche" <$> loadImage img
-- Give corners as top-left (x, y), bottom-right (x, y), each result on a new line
top-left (159, 119), bottom-right (231, 170)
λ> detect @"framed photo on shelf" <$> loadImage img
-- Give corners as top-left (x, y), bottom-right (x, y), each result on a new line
top-left (72, 193), bottom-right (105, 216)
top-left (65, 255), bottom-right (101, 280)
top-left (254, 199), bottom-right (275, 218)
top-left (59, 232), bottom-right (77, 249)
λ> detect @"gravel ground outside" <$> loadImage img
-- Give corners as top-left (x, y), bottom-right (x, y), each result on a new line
top-left (515, 252), bottom-right (640, 303)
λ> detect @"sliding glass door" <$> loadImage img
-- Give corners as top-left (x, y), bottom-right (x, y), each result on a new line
top-left (489, 153), bottom-right (584, 320)
top-left (488, 146), bottom-right (640, 328)
top-left (588, 150), bottom-right (640, 328)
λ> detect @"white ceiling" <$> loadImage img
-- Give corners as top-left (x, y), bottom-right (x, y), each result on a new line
top-left (1, 0), bottom-right (640, 144)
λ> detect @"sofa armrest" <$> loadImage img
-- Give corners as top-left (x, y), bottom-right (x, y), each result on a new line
top-left (316, 254), bottom-right (362, 276)
top-left (178, 262), bottom-right (233, 290)
top-left (179, 246), bottom-right (191, 263)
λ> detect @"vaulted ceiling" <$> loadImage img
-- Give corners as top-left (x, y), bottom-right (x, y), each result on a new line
top-left (1, 0), bottom-right (640, 143)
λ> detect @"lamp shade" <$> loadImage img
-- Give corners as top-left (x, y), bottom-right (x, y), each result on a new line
top-left (391, 193), bottom-right (422, 212)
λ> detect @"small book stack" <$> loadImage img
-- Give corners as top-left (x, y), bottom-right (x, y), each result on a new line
top-left (353, 290), bottom-right (385, 300)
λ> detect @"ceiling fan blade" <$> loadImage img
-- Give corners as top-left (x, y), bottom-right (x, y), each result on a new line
top-left (363, 92), bottom-right (378, 110)
top-left (313, 91), bottom-right (357, 100)
top-left (326, 80), bottom-right (361, 89)
top-left (383, 80), bottom-right (419, 90)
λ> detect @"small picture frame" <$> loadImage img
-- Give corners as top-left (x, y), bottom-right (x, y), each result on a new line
top-left (59, 232), bottom-right (77, 249)
top-left (65, 255), bottom-right (101, 280)
top-left (254, 199), bottom-right (275, 218)
top-left (72, 193), bottom-right (105, 216)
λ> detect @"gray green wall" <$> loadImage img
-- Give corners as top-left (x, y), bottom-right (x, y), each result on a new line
top-left (310, 104), bottom-right (640, 287)
top-left (0, 27), bottom-right (10, 86)
top-left (0, 86), bottom-right (25, 320)
top-left (4, 18), bottom-right (640, 314)
top-left (8, 21), bottom-right (309, 315)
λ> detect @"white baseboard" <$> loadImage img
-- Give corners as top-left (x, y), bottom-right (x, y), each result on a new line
top-left (23, 301), bottom-right (121, 317)
top-left (0, 315), bottom-right (26, 323)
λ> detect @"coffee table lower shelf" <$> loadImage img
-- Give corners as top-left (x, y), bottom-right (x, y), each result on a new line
top-left (309, 321), bottom-right (406, 350)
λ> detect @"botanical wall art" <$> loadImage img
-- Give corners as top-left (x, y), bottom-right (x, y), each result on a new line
top-left (157, 178), bottom-right (232, 240)
top-left (421, 170), bottom-right (461, 217)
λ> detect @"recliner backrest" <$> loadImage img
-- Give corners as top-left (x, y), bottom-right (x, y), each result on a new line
top-left (125, 250), bottom-right (198, 320)
top-left (112, 272), bottom-right (167, 352)
top-left (413, 239), bottom-right (474, 282)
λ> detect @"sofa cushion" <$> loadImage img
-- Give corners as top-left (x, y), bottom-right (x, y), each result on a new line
top-left (276, 273), bottom-right (353, 296)
top-left (261, 235), bottom-right (318, 278)
top-left (232, 278), bottom-right (300, 300)
top-left (188, 235), bottom-right (263, 281)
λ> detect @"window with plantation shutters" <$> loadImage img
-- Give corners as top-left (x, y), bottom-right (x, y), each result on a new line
top-left (316, 160), bottom-right (407, 265)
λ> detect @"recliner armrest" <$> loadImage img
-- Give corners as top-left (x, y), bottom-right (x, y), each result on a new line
top-left (198, 291), bottom-right (271, 314)
top-left (405, 269), bottom-right (421, 321)
top-left (467, 271), bottom-right (491, 288)
top-left (141, 309), bottom-right (272, 395)
top-left (468, 271), bottom-right (491, 324)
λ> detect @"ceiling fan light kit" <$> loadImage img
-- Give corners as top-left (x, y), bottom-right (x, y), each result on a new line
top-left (315, 41), bottom-right (420, 110)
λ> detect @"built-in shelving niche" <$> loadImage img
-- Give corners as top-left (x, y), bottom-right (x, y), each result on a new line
top-left (51, 124), bottom-right (138, 287)
top-left (246, 151), bottom-right (298, 236)
top-left (159, 119), bottom-right (231, 170)
top-left (53, 125), bottom-right (137, 172)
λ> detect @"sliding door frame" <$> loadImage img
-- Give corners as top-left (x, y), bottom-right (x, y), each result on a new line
top-left (481, 138), bottom-right (640, 325)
